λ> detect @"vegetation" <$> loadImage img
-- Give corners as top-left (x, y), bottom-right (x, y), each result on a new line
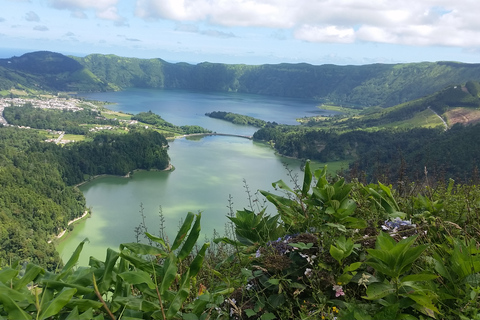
top-left (0, 126), bottom-right (170, 269)
top-left (253, 81), bottom-right (480, 183)
top-left (3, 161), bottom-right (480, 319)
top-left (3, 51), bottom-right (480, 108)
top-left (3, 52), bottom-right (480, 319)
top-left (3, 104), bottom-right (119, 134)
top-left (205, 111), bottom-right (267, 127)
top-left (132, 111), bottom-right (212, 136)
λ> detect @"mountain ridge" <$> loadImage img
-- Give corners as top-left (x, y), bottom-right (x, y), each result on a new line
top-left (2, 51), bottom-right (480, 107)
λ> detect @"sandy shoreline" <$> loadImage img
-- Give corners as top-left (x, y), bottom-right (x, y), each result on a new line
top-left (49, 210), bottom-right (89, 243)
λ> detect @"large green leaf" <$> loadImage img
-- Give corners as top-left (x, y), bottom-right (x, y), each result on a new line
top-left (0, 292), bottom-right (31, 320)
top-left (0, 268), bottom-right (18, 285)
top-left (178, 213), bottom-right (201, 260)
top-left (59, 238), bottom-right (88, 279)
top-left (145, 232), bottom-right (168, 250)
top-left (301, 160), bottom-right (312, 197)
top-left (119, 270), bottom-right (156, 289)
top-left (38, 287), bottom-right (77, 320)
top-left (120, 242), bottom-right (167, 257)
top-left (98, 248), bottom-right (119, 293)
top-left (41, 280), bottom-right (93, 295)
top-left (190, 242), bottom-right (210, 278)
top-left (165, 271), bottom-right (191, 319)
top-left (160, 252), bottom-right (178, 295)
top-left (363, 282), bottom-right (396, 300)
top-left (330, 245), bottom-right (345, 265)
top-left (14, 263), bottom-right (45, 290)
top-left (65, 299), bottom-right (104, 312)
top-left (171, 212), bottom-right (195, 251)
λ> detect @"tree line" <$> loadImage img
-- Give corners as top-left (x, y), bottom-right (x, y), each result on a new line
top-left (0, 127), bottom-right (170, 269)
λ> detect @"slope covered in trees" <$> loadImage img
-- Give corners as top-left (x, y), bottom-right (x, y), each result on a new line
top-left (253, 80), bottom-right (480, 183)
top-left (0, 126), bottom-right (170, 269)
top-left (2, 51), bottom-right (480, 108)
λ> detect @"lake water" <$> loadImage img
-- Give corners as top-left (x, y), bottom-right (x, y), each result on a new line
top-left (57, 89), bottom-right (337, 265)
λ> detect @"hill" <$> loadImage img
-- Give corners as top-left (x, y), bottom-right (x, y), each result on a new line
top-left (0, 51), bottom-right (114, 92)
top-left (253, 80), bottom-right (480, 183)
top-left (2, 51), bottom-right (480, 107)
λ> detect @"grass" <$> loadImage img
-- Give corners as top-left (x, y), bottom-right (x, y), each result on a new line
top-left (381, 108), bottom-right (445, 129)
top-left (62, 134), bottom-right (86, 142)
top-left (102, 110), bottom-right (133, 120)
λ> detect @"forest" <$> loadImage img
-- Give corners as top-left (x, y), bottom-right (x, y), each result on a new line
top-left (0, 126), bottom-right (169, 269)
top-left (205, 111), bottom-right (268, 127)
top-left (3, 104), bottom-right (119, 134)
top-left (3, 51), bottom-right (480, 108)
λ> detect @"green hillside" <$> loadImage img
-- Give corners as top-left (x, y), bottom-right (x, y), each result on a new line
top-left (0, 51), bottom-right (114, 92)
top-left (3, 51), bottom-right (480, 107)
top-left (253, 80), bottom-right (480, 182)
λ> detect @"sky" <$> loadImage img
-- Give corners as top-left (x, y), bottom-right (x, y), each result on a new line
top-left (1, 0), bottom-right (480, 65)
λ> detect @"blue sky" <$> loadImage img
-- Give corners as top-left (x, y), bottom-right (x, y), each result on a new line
top-left (1, 0), bottom-right (480, 65)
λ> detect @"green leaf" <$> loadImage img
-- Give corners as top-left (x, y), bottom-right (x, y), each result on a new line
top-left (260, 313), bottom-right (277, 320)
top-left (330, 244), bottom-right (345, 265)
top-left (324, 222), bottom-right (347, 232)
top-left (120, 242), bottom-right (167, 257)
top-left (171, 212), bottom-right (195, 251)
top-left (65, 299), bottom-right (104, 312)
top-left (14, 263), bottom-right (44, 290)
top-left (38, 288), bottom-right (77, 320)
top-left (190, 242), bottom-right (209, 278)
top-left (59, 238), bottom-right (88, 279)
top-left (65, 306), bottom-right (80, 320)
top-left (245, 309), bottom-right (257, 317)
top-left (119, 270), bottom-right (156, 289)
top-left (145, 232), bottom-right (168, 249)
top-left (301, 160), bottom-right (312, 197)
top-left (160, 252), bottom-right (178, 295)
top-left (183, 313), bottom-right (199, 320)
top-left (271, 179), bottom-right (295, 194)
top-left (400, 273), bottom-right (438, 283)
top-left (0, 292), bottom-right (31, 320)
top-left (344, 262), bottom-right (363, 272)
top-left (41, 280), bottom-right (94, 295)
top-left (166, 271), bottom-right (191, 319)
top-left (363, 282), bottom-right (396, 300)
top-left (178, 213), bottom-right (202, 260)
top-left (98, 248), bottom-right (119, 292)
top-left (0, 268), bottom-right (18, 285)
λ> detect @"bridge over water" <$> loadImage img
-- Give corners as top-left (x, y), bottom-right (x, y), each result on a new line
top-left (177, 133), bottom-right (253, 140)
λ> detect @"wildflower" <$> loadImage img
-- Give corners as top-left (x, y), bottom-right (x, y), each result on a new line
top-left (358, 273), bottom-right (371, 289)
top-left (304, 268), bottom-right (313, 277)
top-left (255, 248), bottom-right (261, 258)
top-left (358, 273), bottom-right (371, 288)
top-left (333, 285), bottom-right (345, 297)
top-left (332, 306), bottom-right (339, 313)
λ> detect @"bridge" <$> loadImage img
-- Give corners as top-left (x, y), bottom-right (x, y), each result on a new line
top-left (178, 132), bottom-right (253, 140)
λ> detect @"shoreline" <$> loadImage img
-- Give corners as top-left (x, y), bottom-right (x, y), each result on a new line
top-left (49, 210), bottom-right (90, 243)
top-left (74, 163), bottom-right (174, 188)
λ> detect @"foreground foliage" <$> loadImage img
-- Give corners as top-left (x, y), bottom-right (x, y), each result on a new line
top-left (2, 161), bottom-right (480, 319)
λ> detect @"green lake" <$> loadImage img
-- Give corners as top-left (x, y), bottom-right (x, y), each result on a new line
top-left (57, 89), bottom-right (341, 265)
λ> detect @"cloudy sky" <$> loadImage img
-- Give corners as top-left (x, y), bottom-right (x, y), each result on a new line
top-left (1, 0), bottom-right (480, 65)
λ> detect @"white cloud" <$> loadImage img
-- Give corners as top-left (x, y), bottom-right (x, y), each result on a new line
top-left (133, 0), bottom-right (480, 48)
top-left (49, 0), bottom-right (123, 22)
top-left (295, 25), bottom-right (355, 44)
